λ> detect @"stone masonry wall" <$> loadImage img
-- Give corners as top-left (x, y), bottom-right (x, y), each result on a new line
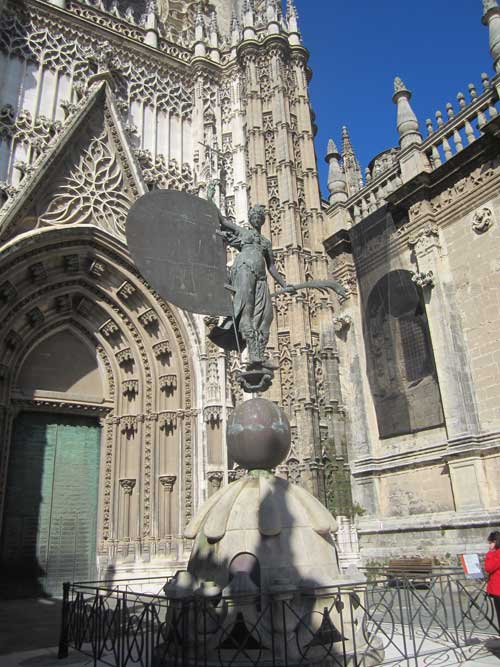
top-left (442, 194), bottom-right (500, 433)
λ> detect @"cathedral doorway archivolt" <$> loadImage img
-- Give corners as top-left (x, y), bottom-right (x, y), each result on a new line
top-left (0, 225), bottom-right (199, 582)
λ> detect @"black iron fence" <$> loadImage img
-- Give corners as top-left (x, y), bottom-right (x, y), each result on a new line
top-left (58, 572), bottom-right (498, 667)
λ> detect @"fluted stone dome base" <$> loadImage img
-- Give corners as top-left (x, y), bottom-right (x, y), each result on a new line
top-left (185, 470), bottom-right (341, 590)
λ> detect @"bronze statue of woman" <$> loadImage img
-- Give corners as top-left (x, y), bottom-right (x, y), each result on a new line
top-left (209, 205), bottom-right (295, 369)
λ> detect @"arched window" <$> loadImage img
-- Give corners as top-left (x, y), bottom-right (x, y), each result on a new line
top-left (364, 270), bottom-right (444, 438)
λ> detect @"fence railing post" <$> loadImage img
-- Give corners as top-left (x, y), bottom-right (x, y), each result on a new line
top-left (58, 582), bottom-right (71, 659)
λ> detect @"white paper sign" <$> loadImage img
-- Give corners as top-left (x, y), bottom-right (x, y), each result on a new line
top-left (460, 553), bottom-right (483, 579)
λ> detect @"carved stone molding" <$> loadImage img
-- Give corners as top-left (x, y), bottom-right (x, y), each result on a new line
top-left (4, 330), bottom-right (21, 350)
top-left (55, 294), bottom-right (72, 313)
top-left (100, 318), bottom-right (120, 338)
top-left (472, 206), bottom-right (494, 234)
top-left (29, 262), bottom-right (47, 283)
top-left (203, 406), bottom-right (222, 423)
top-left (119, 478), bottom-right (136, 495)
top-left (159, 411), bottom-right (177, 430)
top-left (11, 398), bottom-right (112, 416)
top-left (228, 467), bottom-right (245, 482)
top-left (333, 315), bottom-right (352, 334)
top-left (159, 374), bottom-right (177, 391)
top-left (116, 347), bottom-right (134, 365)
top-left (207, 471), bottom-right (224, 491)
top-left (76, 297), bottom-right (93, 318)
top-left (64, 255), bottom-right (80, 273)
top-left (26, 307), bottom-right (44, 327)
top-left (407, 224), bottom-right (440, 254)
top-left (159, 475), bottom-right (177, 492)
top-left (411, 270), bottom-right (435, 289)
top-left (430, 157), bottom-right (500, 217)
top-left (138, 308), bottom-right (158, 327)
top-left (122, 379), bottom-right (139, 397)
top-left (88, 259), bottom-right (106, 278)
top-left (120, 415), bottom-right (137, 434)
top-left (117, 281), bottom-right (136, 300)
top-left (0, 211), bottom-right (196, 533)
top-left (0, 281), bottom-right (16, 304)
top-left (153, 340), bottom-right (171, 358)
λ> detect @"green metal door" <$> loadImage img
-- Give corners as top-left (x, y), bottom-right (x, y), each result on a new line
top-left (1, 413), bottom-right (100, 597)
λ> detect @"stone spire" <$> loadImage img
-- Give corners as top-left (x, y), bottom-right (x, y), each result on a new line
top-left (325, 138), bottom-right (347, 205)
top-left (143, 0), bottom-right (159, 48)
top-left (483, 0), bottom-right (500, 73)
top-left (341, 126), bottom-right (362, 197)
top-left (393, 76), bottom-right (422, 149)
top-left (286, 0), bottom-right (300, 45)
top-left (230, 9), bottom-right (241, 46)
top-left (265, 0), bottom-right (281, 34)
top-left (242, 0), bottom-right (256, 40)
top-left (208, 9), bottom-right (220, 61)
top-left (194, 5), bottom-right (207, 58)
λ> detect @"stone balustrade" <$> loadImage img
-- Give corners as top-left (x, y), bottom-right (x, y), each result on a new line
top-left (328, 71), bottom-right (500, 226)
top-left (422, 73), bottom-right (500, 170)
top-left (347, 163), bottom-right (402, 224)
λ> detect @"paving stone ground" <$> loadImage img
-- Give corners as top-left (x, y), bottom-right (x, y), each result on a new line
top-left (0, 597), bottom-right (102, 667)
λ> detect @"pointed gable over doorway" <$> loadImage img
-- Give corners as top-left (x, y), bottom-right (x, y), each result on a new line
top-left (0, 81), bottom-right (147, 244)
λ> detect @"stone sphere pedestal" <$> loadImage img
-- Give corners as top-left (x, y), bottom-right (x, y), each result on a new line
top-left (227, 397), bottom-right (291, 470)
top-left (162, 397), bottom-right (383, 666)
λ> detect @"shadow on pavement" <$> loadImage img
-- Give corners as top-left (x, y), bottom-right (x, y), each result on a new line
top-left (484, 637), bottom-right (500, 657)
top-left (0, 598), bottom-right (62, 655)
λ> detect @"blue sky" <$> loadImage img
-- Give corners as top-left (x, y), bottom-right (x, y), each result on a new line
top-left (295, 1), bottom-right (492, 198)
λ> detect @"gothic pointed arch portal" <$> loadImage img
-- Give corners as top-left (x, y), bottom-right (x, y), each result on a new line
top-left (0, 225), bottom-right (200, 587)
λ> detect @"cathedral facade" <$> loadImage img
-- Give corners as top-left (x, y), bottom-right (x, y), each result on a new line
top-left (0, 0), bottom-right (347, 594)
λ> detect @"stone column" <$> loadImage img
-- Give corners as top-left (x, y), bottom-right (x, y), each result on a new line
top-left (159, 475), bottom-right (177, 539)
top-left (119, 478), bottom-right (136, 540)
top-left (483, 0), bottom-right (500, 75)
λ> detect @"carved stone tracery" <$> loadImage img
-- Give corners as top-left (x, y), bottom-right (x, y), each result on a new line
top-left (38, 130), bottom-right (134, 238)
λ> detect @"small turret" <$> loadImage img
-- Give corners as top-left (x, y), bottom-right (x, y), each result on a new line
top-left (393, 76), bottom-right (422, 149)
top-left (143, 0), bottom-right (159, 48)
top-left (208, 10), bottom-right (220, 62)
top-left (483, 0), bottom-right (500, 73)
top-left (286, 0), bottom-right (300, 46)
top-left (325, 138), bottom-right (347, 205)
top-left (194, 6), bottom-right (207, 58)
top-left (242, 0), bottom-right (257, 41)
top-left (230, 10), bottom-right (241, 47)
top-left (265, 0), bottom-right (281, 35)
